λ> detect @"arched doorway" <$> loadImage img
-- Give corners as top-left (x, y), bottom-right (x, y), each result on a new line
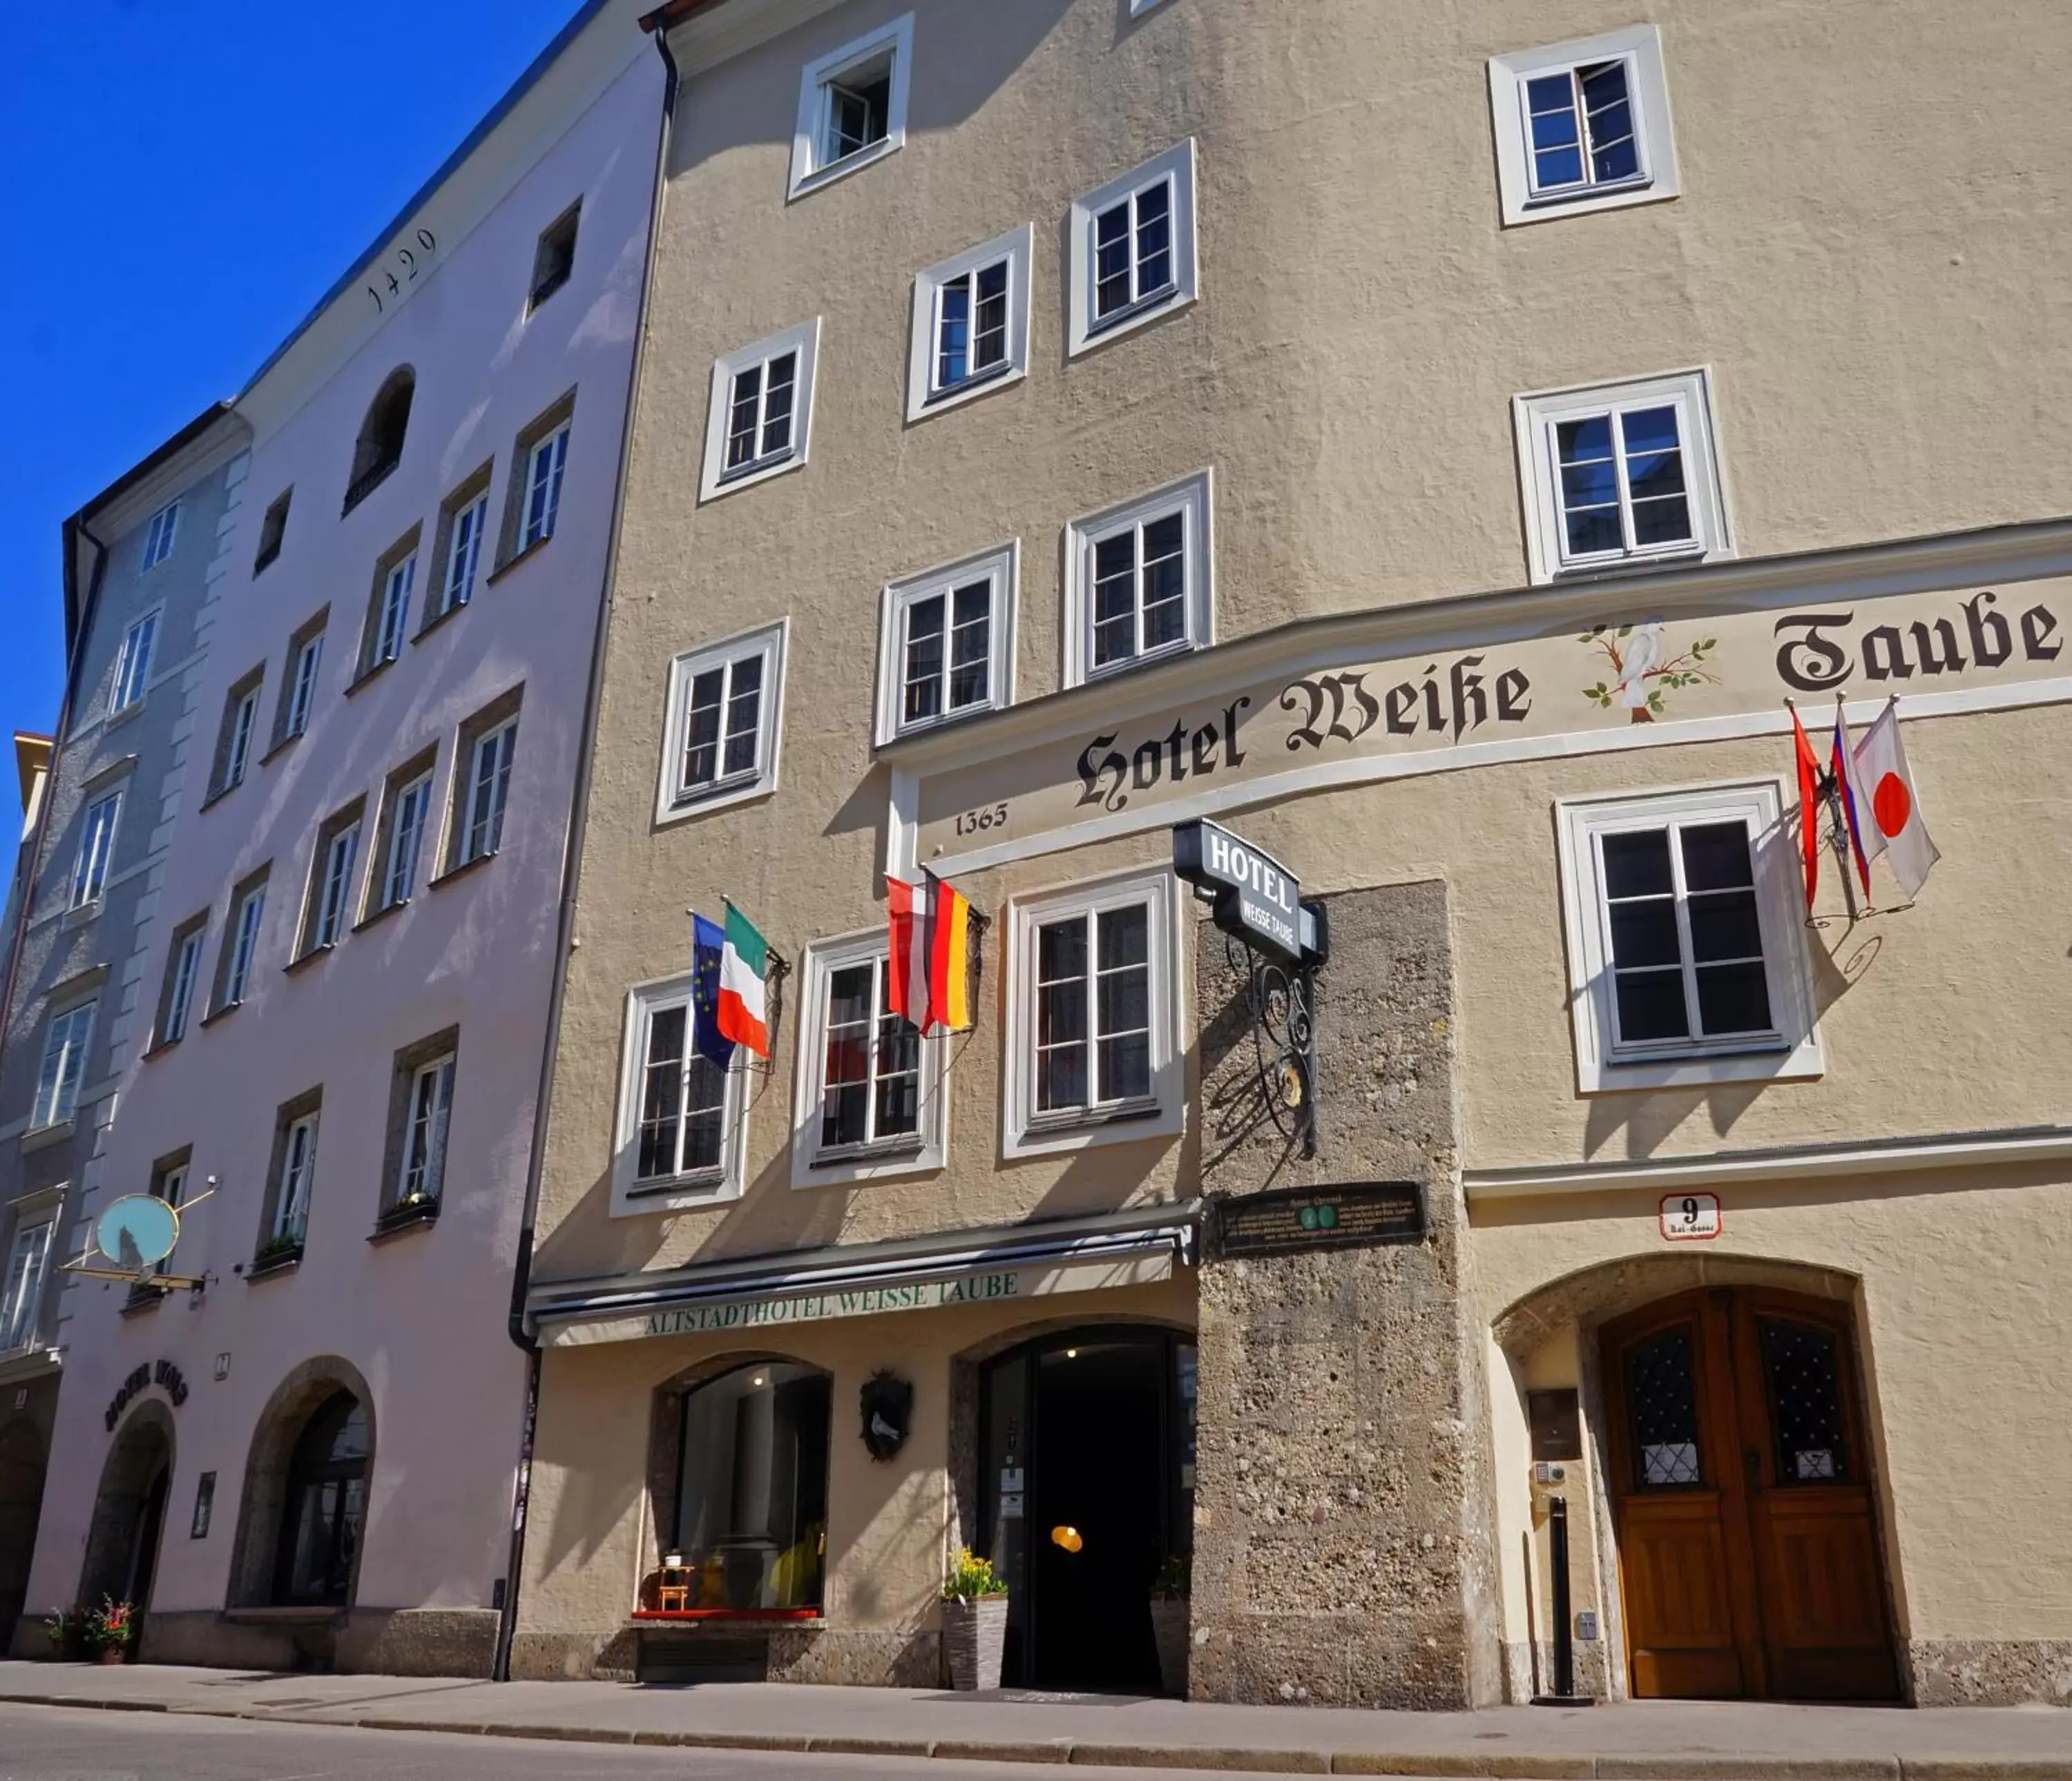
top-left (1602, 1287), bottom-right (1897, 1700)
top-left (80, 1403), bottom-right (175, 1620)
top-left (0, 1416), bottom-right (48, 1644)
top-left (976, 1326), bottom-right (1196, 1693)
top-left (272, 1392), bottom-right (369, 1606)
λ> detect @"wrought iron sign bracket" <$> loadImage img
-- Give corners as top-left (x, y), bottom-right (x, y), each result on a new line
top-left (1225, 899), bottom-right (1327, 1161)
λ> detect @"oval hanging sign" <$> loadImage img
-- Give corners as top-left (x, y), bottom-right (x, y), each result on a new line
top-left (95, 1194), bottom-right (180, 1270)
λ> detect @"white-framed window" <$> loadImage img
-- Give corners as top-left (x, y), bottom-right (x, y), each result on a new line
top-left (788, 12), bottom-right (914, 198)
top-left (439, 493), bottom-right (488, 616)
top-left (700, 321), bottom-right (821, 501)
top-left (1006, 868), bottom-right (1184, 1158)
top-left (141, 501), bottom-right (180, 571)
top-left (69, 790), bottom-right (122, 910)
top-left (613, 976), bottom-right (749, 1213)
top-left (658, 620), bottom-right (787, 823)
top-left (223, 882), bottom-right (267, 1008)
top-left (111, 610), bottom-right (159, 713)
top-left (0, 1210), bottom-right (57, 1351)
top-left (789, 927), bottom-right (946, 1188)
top-left (1514, 370), bottom-right (1730, 584)
top-left (161, 922), bottom-right (205, 1045)
top-left (374, 552), bottom-right (415, 665)
top-left (1557, 780), bottom-right (1823, 1094)
top-left (396, 1053), bottom-right (456, 1204)
top-left (143, 1158), bottom-right (189, 1284)
top-left (459, 717), bottom-right (517, 865)
top-left (1488, 26), bottom-right (1678, 228)
top-left (381, 770), bottom-right (434, 908)
top-left (311, 819), bottom-right (361, 950)
top-left (521, 424), bottom-right (569, 552)
top-left (1067, 139), bottom-right (1199, 355)
top-left (876, 544), bottom-right (1017, 744)
top-left (285, 632), bottom-right (324, 739)
top-left (30, 999), bottom-right (95, 1130)
top-left (906, 225), bottom-right (1034, 420)
top-left (274, 1112), bottom-right (318, 1242)
top-left (222, 683), bottom-right (260, 792)
top-left (1064, 470), bottom-right (1213, 687)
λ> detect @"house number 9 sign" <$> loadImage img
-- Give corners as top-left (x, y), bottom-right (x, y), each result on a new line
top-left (1658, 1192), bottom-right (1723, 1241)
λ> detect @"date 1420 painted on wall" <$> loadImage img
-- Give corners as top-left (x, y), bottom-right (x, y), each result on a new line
top-left (366, 228), bottom-right (439, 314)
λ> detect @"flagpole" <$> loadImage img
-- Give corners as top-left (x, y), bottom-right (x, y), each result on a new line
top-left (1827, 692), bottom-right (1862, 925)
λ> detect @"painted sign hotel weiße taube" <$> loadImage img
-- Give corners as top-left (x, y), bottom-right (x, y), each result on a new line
top-left (890, 540), bottom-right (2071, 879)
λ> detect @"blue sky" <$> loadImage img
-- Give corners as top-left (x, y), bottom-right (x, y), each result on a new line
top-left (0, 0), bottom-right (588, 741)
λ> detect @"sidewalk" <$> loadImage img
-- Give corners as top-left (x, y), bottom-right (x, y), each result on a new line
top-left (1, 1660), bottom-right (2068, 1778)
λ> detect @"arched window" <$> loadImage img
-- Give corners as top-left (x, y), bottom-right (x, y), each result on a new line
top-left (272, 1391), bottom-right (368, 1606)
top-left (344, 369), bottom-right (414, 513)
top-left (671, 1362), bottom-right (830, 1612)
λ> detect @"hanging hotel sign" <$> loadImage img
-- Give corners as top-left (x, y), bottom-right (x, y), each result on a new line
top-left (1173, 819), bottom-right (1322, 966)
top-left (906, 578), bottom-right (2068, 873)
top-left (541, 1251), bottom-right (1174, 1349)
top-left (1213, 1183), bottom-right (1426, 1259)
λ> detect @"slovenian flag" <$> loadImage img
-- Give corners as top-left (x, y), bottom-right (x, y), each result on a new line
top-left (690, 915), bottom-right (734, 1070)
top-left (716, 902), bottom-right (771, 1058)
top-left (888, 873), bottom-right (972, 1034)
top-left (1830, 707), bottom-right (1872, 897)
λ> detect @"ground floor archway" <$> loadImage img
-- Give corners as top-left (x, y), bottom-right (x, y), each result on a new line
top-left (0, 1415), bottom-right (48, 1644)
top-left (1602, 1285), bottom-right (1897, 1701)
top-left (974, 1324), bottom-right (1196, 1693)
top-left (79, 1402), bottom-right (174, 1617)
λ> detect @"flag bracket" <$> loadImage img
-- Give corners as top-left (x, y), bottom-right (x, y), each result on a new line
top-left (1225, 924), bottom-right (1321, 1162)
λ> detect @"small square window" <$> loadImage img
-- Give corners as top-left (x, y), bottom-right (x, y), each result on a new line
top-left (700, 321), bottom-right (820, 501)
top-left (1514, 370), bottom-right (1729, 583)
top-left (1064, 471), bottom-right (1213, 687)
top-left (111, 610), bottom-right (159, 714)
top-left (1067, 140), bottom-right (1199, 354)
top-left (906, 225), bottom-right (1034, 421)
top-left (30, 998), bottom-right (96, 1130)
top-left (612, 979), bottom-right (749, 1214)
top-left (876, 544), bottom-right (1017, 744)
top-left (789, 927), bottom-right (947, 1188)
top-left (529, 200), bottom-right (581, 312)
top-left (141, 501), bottom-right (180, 571)
top-left (1488, 26), bottom-right (1679, 227)
top-left (789, 15), bottom-right (914, 198)
top-left (1005, 869), bottom-right (1183, 1158)
top-left (253, 488), bottom-right (292, 575)
top-left (658, 621), bottom-right (787, 822)
top-left (1557, 781), bottom-right (1822, 1093)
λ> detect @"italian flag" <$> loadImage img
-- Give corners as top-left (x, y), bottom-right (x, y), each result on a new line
top-left (717, 902), bottom-right (771, 1058)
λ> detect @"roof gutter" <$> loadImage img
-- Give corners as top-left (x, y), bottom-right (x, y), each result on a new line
top-left (490, 10), bottom-right (681, 1688)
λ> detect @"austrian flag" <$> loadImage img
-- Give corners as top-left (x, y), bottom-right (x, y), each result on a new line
top-left (716, 902), bottom-right (772, 1058)
top-left (888, 873), bottom-right (973, 1035)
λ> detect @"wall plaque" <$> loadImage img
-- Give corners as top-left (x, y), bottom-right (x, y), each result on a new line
top-left (1213, 1182), bottom-right (1425, 1258)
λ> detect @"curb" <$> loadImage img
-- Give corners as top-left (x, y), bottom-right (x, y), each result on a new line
top-left (1, 1690), bottom-right (2065, 1780)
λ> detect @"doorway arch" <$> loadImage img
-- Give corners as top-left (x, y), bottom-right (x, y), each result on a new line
top-left (227, 1358), bottom-right (376, 1610)
top-left (79, 1401), bottom-right (175, 1617)
top-left (971, 1324), bottom-right (1196, 1693)
top-left (0, 1416), bottom-right (48, 1644)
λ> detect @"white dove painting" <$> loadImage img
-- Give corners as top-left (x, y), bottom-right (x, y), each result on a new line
top-left (1579, 620), bottom-right (1720, 723)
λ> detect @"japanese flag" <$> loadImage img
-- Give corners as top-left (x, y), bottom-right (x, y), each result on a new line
top-left (1851, 700), bottom-right (1939, 897)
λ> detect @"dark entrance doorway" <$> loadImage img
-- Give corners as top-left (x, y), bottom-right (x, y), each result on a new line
top-left (1604, 1287), bottom-right (1897, 1701)
top-left (81, 1407), bottom-right (174, 1630)
top-left (978, 1327), bottom-right (1195, 1693)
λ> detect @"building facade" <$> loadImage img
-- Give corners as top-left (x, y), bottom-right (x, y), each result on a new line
top-left (510, 0), bottom-right (2072, 1708)
top-left (0, 410), bottom-right (251, 1651)
top-left (13, 1), bottom-right (664, 1673)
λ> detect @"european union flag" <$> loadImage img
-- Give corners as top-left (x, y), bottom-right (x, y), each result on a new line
top-left (691, 914), bottom-right (735, 1070)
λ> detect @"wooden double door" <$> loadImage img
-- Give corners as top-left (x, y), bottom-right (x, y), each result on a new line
top-left (1604, 1288), bottom-right (1897, 1701)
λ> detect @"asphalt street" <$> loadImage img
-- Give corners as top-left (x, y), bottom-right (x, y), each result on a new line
top-left (0, 1704), bottom-right (1303, 1781)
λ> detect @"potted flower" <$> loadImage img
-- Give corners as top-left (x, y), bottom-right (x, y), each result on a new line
top-left (88, 1597), bottom-right (137, 1664)
top-left (42, 1605), bottom-right (77, 1661)
top-left (1150, 1552), bottom-right (1190, 1698)
top-left (940, 1547), bottom-right (1008, 1691)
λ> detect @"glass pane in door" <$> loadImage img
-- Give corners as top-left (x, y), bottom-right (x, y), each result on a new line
top-left (1758, 1318), bottom-right (1850, 1483)
top-left (1626, 1323), bottom-right (1703, 1487)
